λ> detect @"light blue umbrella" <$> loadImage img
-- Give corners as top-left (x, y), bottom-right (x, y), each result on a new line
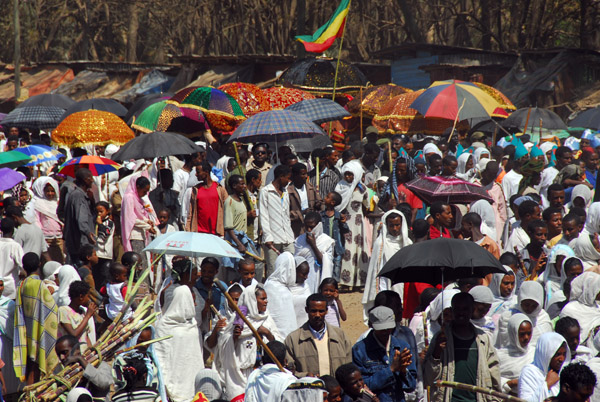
top-left (15, 145), bottom-right (64, 166)
top-left (143, 231), bottom-right (243, 259)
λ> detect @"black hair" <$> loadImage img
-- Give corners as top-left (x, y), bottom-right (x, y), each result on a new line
top-left (291, 162), bottom-right (307, 175)
top-left (282, 153), bottom-right (298, 164)
top-left (79, 244), bottom-right (95, 263)
top-left (462, 212), bottom-right (482, 227)
top-left (304, 211), bottom-right (322, 224)
top-left (2, 197), bottom-right (19, 208)
top-left (68, 280), bottom-right (91, 300)
top-left (109, 263), bottom-right (127, 279)
top-left (227, 174), bottom-right (244, 189)
top-left (500, 252), bottom-right (518, 267)
top-left (22, 252), bottom-right (40, 274)
top-left (547, 183), bottom-right (566, 196)
top-left (157, 208), bottom-right (171, 217)
top-left (121, 354), bottom-right (148, 391)
top-left (543, 207), bottom-right (563, 221)
top-left (335, 363), bottom-right (361, 388)
top-left (306, 292), bottom-right (328, 308)
top-left (328, 191), bottom-right (342, 206)
top-left (385, 212), bottom-right (402, 224)
top-left (274, 164), bottom-right (291, 179)
top-left (570, 207), bottom-right (587, 223)
top-left (319, 375), bottom-right (340, 392)
top-left (518, 200), bottom-right (539, 220)
top-left (56, 334), bottom-right (79, 349)
top-left (319, 278), bottom-right (338, 292)
top-left (238, 258), bottom-right (255, 269)
top-left (245, 168), bottom-right (261, 183)
top-left (451, 291), bottom-right (474, 307)
top-left (0, 217), bottom-right (15, 236)
top-left (374, 290), bottom-right (402, 310)
top-left (199, 160), bottom-right (212, 173)
top-left (528, 193), bottom-right (542, 205)
top-left (526, 219), bottom-right (547, 234)
top-left (228, 284), bottom-right (243, 295)
top-left (562, 213), bottom-right (580, 225)
top-left (253, 143), bottom-right (269, 152)
top-left (559, 363), bottom-right (597, 392)
top-left (136, 176), bottom-right (150, 188)
top-left (74, 167), bottom-right (92, 184)
top-left (555, 316), bottom-right (580, 337)
top-left (5, 205), bottom-right (23, 218)
top-left (430, 201), bottom-right (450, 218)
top-left (121, 252), bottom-right (141, 267)
top-left (564, 257), bottom-right (584, 276)
top-left (171, 258), bottom-right (193, 283)
top-left (415, 288), bottom-right (441, 313)
top-left (428, 154), bottom-right (442, 164)
top-left (412, 219), bottom-right (430, 239)
top-left (201, 257), bottom-right (220, 269)
top-left (263, 340), bottom-right (287, 365)
top-left (442, 155), bottom-right (457, 166)
top-left (96, 201), bottom-right (110, 210)
top-left (555, 146), bottom-right (572, 159)
top-left (364, 143), bottom-right (380, 154)
top-left (323, 147), bottom-right (337, 157)
top-left (456, 277), bottom-right (481, 290)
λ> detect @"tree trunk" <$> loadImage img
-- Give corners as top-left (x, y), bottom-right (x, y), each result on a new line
top-left (126, 1), bottom-right (140, 61)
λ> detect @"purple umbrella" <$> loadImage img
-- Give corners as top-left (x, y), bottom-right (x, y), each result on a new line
top-left (0, 168), bottom-right (26, 192)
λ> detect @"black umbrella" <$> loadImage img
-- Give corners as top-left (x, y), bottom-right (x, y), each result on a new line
top-left (1, 106), bottom-right (65, 130)
top-left (569, 108), bottom-right (600, 130)
top-left (60, 98), bottom-right (128, 121)
top-left (378, 238), bottom-right (508, 285)
top-left (16, 93), bottom-right (75, 109)
top-left (124, 93), bottom-right (172, 125)
top-left (265, 133), bottom-right (333, 153)
top-left (110, 131), bottom-right (202, 161)
top-left (501, 107), bottom-right (567, 131)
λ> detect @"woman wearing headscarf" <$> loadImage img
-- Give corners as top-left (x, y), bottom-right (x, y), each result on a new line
top-left (569, 184), bottom-right (593, 210)
top-left (154, 286), bottom-right (203, 402)
top-left (263, 252), bottom-right (298, 338)
top-left (572, 203), bottom-right (600, 269)
top-left (362, 209), bottom-right (412, 320)
top-left (542, 245), bottom-right (575, 306)
top-left (472, 147), bottom-right (490, 166)
top-left (31, 176), bottom-right (64, 262)
top-left (581, 147), bottom-right (599, 188)
top-left (487, 271), bottom-right (518, 320)
top-left (517, 158), bottom-right (545, 195)
top-left (496, 281), bottom-right (552, 348)
top-left (423, 143), bottom-right (442, 158)
top-left (290, 256), bottom-right (311, 328)
top-left (54, 265), bottom-right (82, 307)
top-left (497, 314), bottom-right (534, 395)
top-left (0, 278), bottom-right (18, 394)
top-left (456, 153), bottom-right (474, 181)
top-left (518, 332), bottom-right (570, 402)
top-left (42, 261), bottom-right (61, 295)
top-left (334, 160), bottom-right (369, 289)
top-left (470, 199), bottom-right (498, 242)
top-left (217, 283), bottom-right (282, 400)
top-left (559, 272), bottom-right (600, 348)
top-left (121, 175), bottom-right (158, 261)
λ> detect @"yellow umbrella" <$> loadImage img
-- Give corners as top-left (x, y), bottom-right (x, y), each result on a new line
top-left (51, 110), bottom-right (134, 147)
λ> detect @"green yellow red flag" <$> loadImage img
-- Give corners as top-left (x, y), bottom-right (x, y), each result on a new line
top-left (295, 0), bottom-right (350, 53)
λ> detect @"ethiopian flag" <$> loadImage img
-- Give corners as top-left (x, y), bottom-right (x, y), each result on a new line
top-left (295, 0), bottom-right (350, 53)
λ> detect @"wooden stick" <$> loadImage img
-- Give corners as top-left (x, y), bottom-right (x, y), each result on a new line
top-left (315, 157), bottom-right (320, 193)
top-left (233, 142), bottom-right (254, 212)
top-left (447, 98), bottom-right (466, 144)
top-left (523, 107), bottom-right (532, 135)
top-left (434, 381), bottom-right (526, 402)
top-left (359, 86), bottom-right (364, 139)
top-left (223, 239), bottom-right (265, 262)
top-left (212, 279), bottom-right (285, 372)
top-left (423, 309), bottom-right (429, 348)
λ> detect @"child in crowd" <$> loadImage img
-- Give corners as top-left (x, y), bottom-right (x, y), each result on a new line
top-left (237, 259), bottom-right (258, 289)
top-left (58, 280), bottom-right (97, 349)
top-left (320, 191), bottom-right (349, 283)
top-left (95, 201), bottom-right (115, 289)
top-left (100, 263), bottom-right (132, 321)
top-left (78, 245), bottom-right (102, 304)
top-left (334, 363), bottom-right (377, 401)
top-left (320, 375), bottom-right (342, 402)
top-left (320, 278), bottom-right (347, 327)
top-left (156, 209), bottom-right (177, 235)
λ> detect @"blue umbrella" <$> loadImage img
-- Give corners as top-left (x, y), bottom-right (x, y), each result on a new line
top-left (15, 145), bottom-right (64, 166)
top-left (143, 231), bottom-right (243, 259)
top-left (0, 168), bottom-right (26, 192)
top-left (285, 98), bottom-right (350, 124)
top-left (227, 109), bottom-right (325, 144)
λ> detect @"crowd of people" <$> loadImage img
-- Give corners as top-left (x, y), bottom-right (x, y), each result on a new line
top-left (3, 124), bottom-right (600, 402)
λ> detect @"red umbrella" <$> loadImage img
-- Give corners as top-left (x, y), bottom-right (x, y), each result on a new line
top-left (405, 175), bottom-right (493, 205)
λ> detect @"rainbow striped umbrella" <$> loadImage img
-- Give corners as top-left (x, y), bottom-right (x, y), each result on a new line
top-left (409, 80), bottom-right (501, 121)
top-left (58, 155), bottom-right (120, 177)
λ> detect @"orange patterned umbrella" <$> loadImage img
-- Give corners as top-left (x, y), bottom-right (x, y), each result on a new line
top-left (347, 84), bottom-right (413, 117)
top-left (218, 82), bottom-right (271, 116)
top-left (472, 82), bottom-right (516, 112)
top-left (52, 110), bottom-right (134, 147)
top-left (372, 90), bottom-right (460, 135)
top-left (263, 87), bottom-right (315, 110)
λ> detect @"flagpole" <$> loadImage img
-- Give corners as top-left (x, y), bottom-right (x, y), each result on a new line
top-left (328, 0), bottom-right (351, 136)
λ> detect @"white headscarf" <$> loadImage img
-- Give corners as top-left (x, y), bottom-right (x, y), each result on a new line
top-left (586, 203), bottom-right (600, 233)
top-left (497, 313), bottom-right (535, 381)
top-left (31, 176), bottom-right (61, 224)
top-left (470, 200), bottom-right (497, 242)
top-left (290, 256), bottom-right (310, 328)
top-left (42, 261), bottom-right (61, 282)
top-left (294, 222), bottom-right (335, 294)
top-left (334, 160), bottom-right (363, 212)
top-left (560, 272), bottom-right (600, 343)
top-left (66, 388), bottom-right (92, 402)
top-left (428, 289), bottom-right (460, 323)
top-left (264, 252), bottom-right (298, 338)
top-left (572, 230), bottom-right (600, 269)
top-left (472, 147), bottom-right (490, 166)
top-left (457, 153), bottom-right (472, 175)
top-left (488, 271), bottom-right (518, 317)
top-left (54, 265), bottom-right (81, 307)
top-left (362, 209), bottom-right (412, 308)
top-left (423, 143), bottom-right (442, 157)
top-left (570, 185), bottom-right (593, 209)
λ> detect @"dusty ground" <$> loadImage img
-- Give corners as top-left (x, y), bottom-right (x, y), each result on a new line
top-left (338, 290), bottom-right (368, 342)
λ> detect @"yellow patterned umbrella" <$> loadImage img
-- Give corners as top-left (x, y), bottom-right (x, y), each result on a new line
top-left (52, 110), bottom-right (135, 147)
top-left (347, 84), bottom-right (413, 117)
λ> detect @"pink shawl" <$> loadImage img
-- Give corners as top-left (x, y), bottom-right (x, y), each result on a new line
top-left (120, 171), bottom-right (157, 252)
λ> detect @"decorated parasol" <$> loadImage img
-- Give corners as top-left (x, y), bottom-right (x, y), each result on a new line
top-left (52, 110), bottom-right (135, 147)
top-left (263, 87), bottom-right (316, 110)
top-left (218, 82), bottom-right (271, 117)
top-left (168, 87), bottom-right (245, 132)
top-left (15, 145), bottom-right (64, 166)
top-left (131, 101), bottom-right (209, 135)
top-left (58, 155), bottom-right (120, 177)
top-left (405, 175), bottom-right (493, 205)
top-left (347, 84), bottom-right (413, 117)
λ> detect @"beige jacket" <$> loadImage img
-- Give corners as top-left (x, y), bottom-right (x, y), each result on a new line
top-left (284, 322), bottom-right (352, 377)
top-left (424, 324), bottom-right (502, 402)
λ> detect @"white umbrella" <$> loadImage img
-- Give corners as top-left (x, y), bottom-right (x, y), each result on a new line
top-left (143, 231), bottom-right (243, 259)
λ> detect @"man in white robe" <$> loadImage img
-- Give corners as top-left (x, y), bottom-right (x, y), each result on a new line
top-left (244, 340), bottom-right (297, 402)
top-left (294, 212), bottom-right (334, 294)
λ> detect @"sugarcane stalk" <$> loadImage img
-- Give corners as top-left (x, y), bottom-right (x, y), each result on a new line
top-left (315, 157), bottom-right (320, 193)
top-left (434, 381), bottom-right (526, 402)
top-left (423, 309), bottom-right (429, 348)
top-left (233, 142), bottom-right (254, 212)
top-left (116, 336), bottom-right (173, 355)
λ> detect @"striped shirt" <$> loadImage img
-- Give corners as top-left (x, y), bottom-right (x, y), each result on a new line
top-left (258, 183), bottom-right (295, 244)
top-left (309, 167), bottom-right (342, 199)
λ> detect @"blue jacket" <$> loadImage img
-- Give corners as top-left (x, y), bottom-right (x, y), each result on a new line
top-left (352, 331), bottom-right (417, 402)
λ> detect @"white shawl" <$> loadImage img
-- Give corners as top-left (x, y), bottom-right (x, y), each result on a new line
top-left (470, 200), bottom-right (497, 242)
top-left (362, 210), bottom-right (412, 310)
top-left (497, 313), bottom-right (535, 394)
top-left (264, 252), bottom-right (299, 338)
top-left (54, 265), bottom-right (81, 307)
top-left (543, 244), bottom-right (575, 306)
top-left (155, 286), bottom-right (203, 402)
top-left (31, 176), bottom-right (61, 225)
top-left (572, 230), bottom-right (600, 269)
top-left (290, 256), bottom-right (310, 328)
top-left (559, 272), bottom-right (600, 344)
top-left (334, 160), bottom-right (364, 212)
top-left (294, 222), bottom-right (335, 294)
top-left (488, 271), bottom-right (518, 318)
